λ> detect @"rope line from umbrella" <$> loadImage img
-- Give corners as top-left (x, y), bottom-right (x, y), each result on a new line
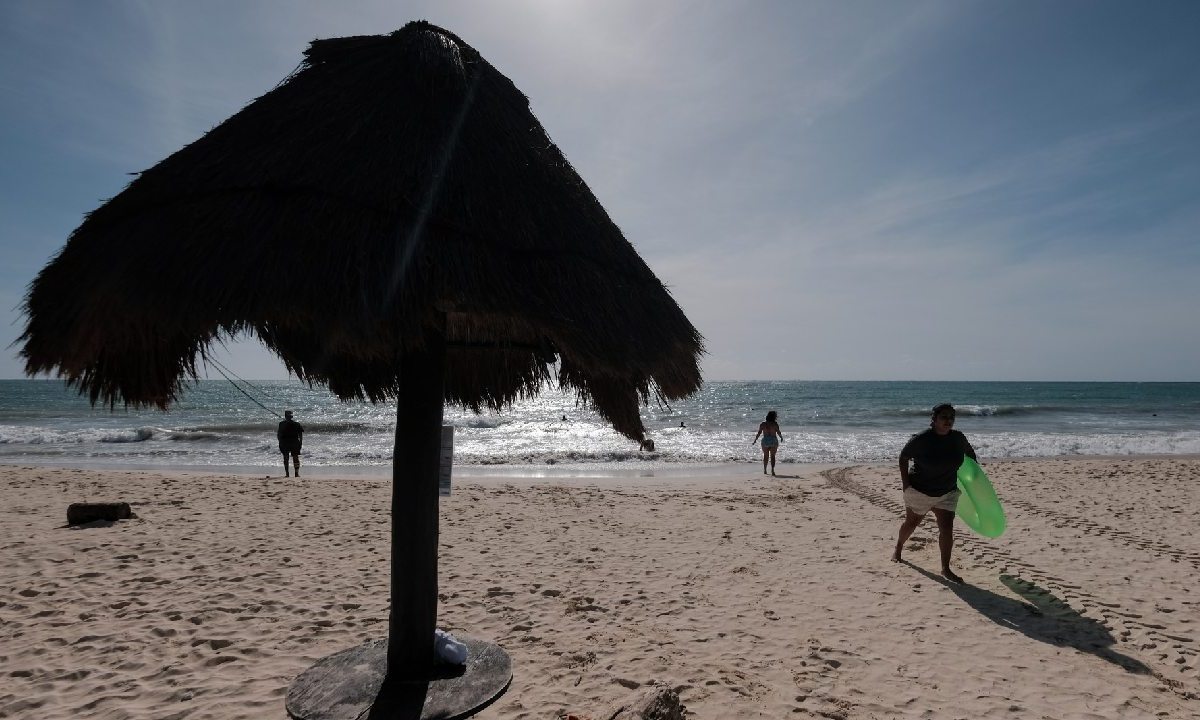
top-left (203, 354), bottom-right (283, 419)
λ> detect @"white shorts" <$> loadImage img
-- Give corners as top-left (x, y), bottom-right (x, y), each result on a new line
top-left (903, 487), bottom-right (960, 515)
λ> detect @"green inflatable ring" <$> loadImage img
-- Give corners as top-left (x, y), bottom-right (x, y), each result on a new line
top-left (956, 456), bottom-right (1006, 538)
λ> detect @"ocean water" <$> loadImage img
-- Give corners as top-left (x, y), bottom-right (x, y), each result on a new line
top-left (1, 379), bottom-right (1198, 471)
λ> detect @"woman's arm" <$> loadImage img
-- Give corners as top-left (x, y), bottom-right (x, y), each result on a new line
top-left (752, 424), bottom-right (763, 444)
top-left (958, 432), bottom-right (978, 461)
top-left (898, 434), bottom-right (921, 489)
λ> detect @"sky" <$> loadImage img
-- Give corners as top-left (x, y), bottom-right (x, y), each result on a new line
top-left (2, 0), bottom-right (1199, 383)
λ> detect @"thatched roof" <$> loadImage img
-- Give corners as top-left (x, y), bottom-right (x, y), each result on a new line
top-left (20, 21), bottom-right (703, 440)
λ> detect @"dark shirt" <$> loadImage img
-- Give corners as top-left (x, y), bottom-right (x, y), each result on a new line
top-left (277, 419), bottom-right (304, 452)
top-left (901, 428), bottom-right (977, 497)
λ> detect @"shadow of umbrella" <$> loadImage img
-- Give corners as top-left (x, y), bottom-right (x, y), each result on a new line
top-left (901, 561), bottom-right (1150, 674)
top-left (20, 21), bottom-right (703, 719)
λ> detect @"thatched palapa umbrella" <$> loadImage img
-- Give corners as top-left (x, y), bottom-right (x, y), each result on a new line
top-left (21, 20), bottom-right (703, 718)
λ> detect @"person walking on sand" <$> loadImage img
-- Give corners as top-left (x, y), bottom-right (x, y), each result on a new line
top-left (752, 411), bottom-right (783, 476)
top-left (277, 410), bottom-right (304, 477)
top-left (893, 403), bottom-right (977, 584)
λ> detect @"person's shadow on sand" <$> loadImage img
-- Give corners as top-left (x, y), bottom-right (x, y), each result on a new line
top-left (901, 561), bottom-right (1150, 675)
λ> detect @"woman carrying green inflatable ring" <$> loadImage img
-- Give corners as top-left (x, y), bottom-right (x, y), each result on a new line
top-left (893, 403), bottom-right (977, 584)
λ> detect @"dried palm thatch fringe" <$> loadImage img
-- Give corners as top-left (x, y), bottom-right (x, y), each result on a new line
top-left (20, 20), bottom-right (703, 441)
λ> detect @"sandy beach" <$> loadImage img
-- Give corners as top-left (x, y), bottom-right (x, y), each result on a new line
top-left (2, 457), bottom-right (1198, 719)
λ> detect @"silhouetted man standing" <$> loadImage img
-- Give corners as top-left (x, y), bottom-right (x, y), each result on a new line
top-left (277, 410), bottom-right (304, 477)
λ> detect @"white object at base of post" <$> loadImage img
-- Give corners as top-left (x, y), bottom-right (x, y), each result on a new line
top-left (434, 628), bottom-right (468, 665)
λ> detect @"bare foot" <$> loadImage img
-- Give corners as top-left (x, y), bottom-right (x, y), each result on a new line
top-left (941, 568), bottom-right (965, 584)
top-left (891, 550), bottom-right (901, 563)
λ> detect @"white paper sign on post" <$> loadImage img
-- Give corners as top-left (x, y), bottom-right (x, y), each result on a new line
top-left (439, 425), bottom-right (454, 497)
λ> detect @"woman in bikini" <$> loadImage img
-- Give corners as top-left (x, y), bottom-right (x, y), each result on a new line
top-left (751, 410), bottom-right (783, 476)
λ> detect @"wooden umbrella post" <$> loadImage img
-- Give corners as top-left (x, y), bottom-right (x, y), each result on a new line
top-left (283, 321), bottom-right (512, 719)
top-left (283, 321), bottom-right (508, 720)
top-left (389, 326), bottom-right (445, 680)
